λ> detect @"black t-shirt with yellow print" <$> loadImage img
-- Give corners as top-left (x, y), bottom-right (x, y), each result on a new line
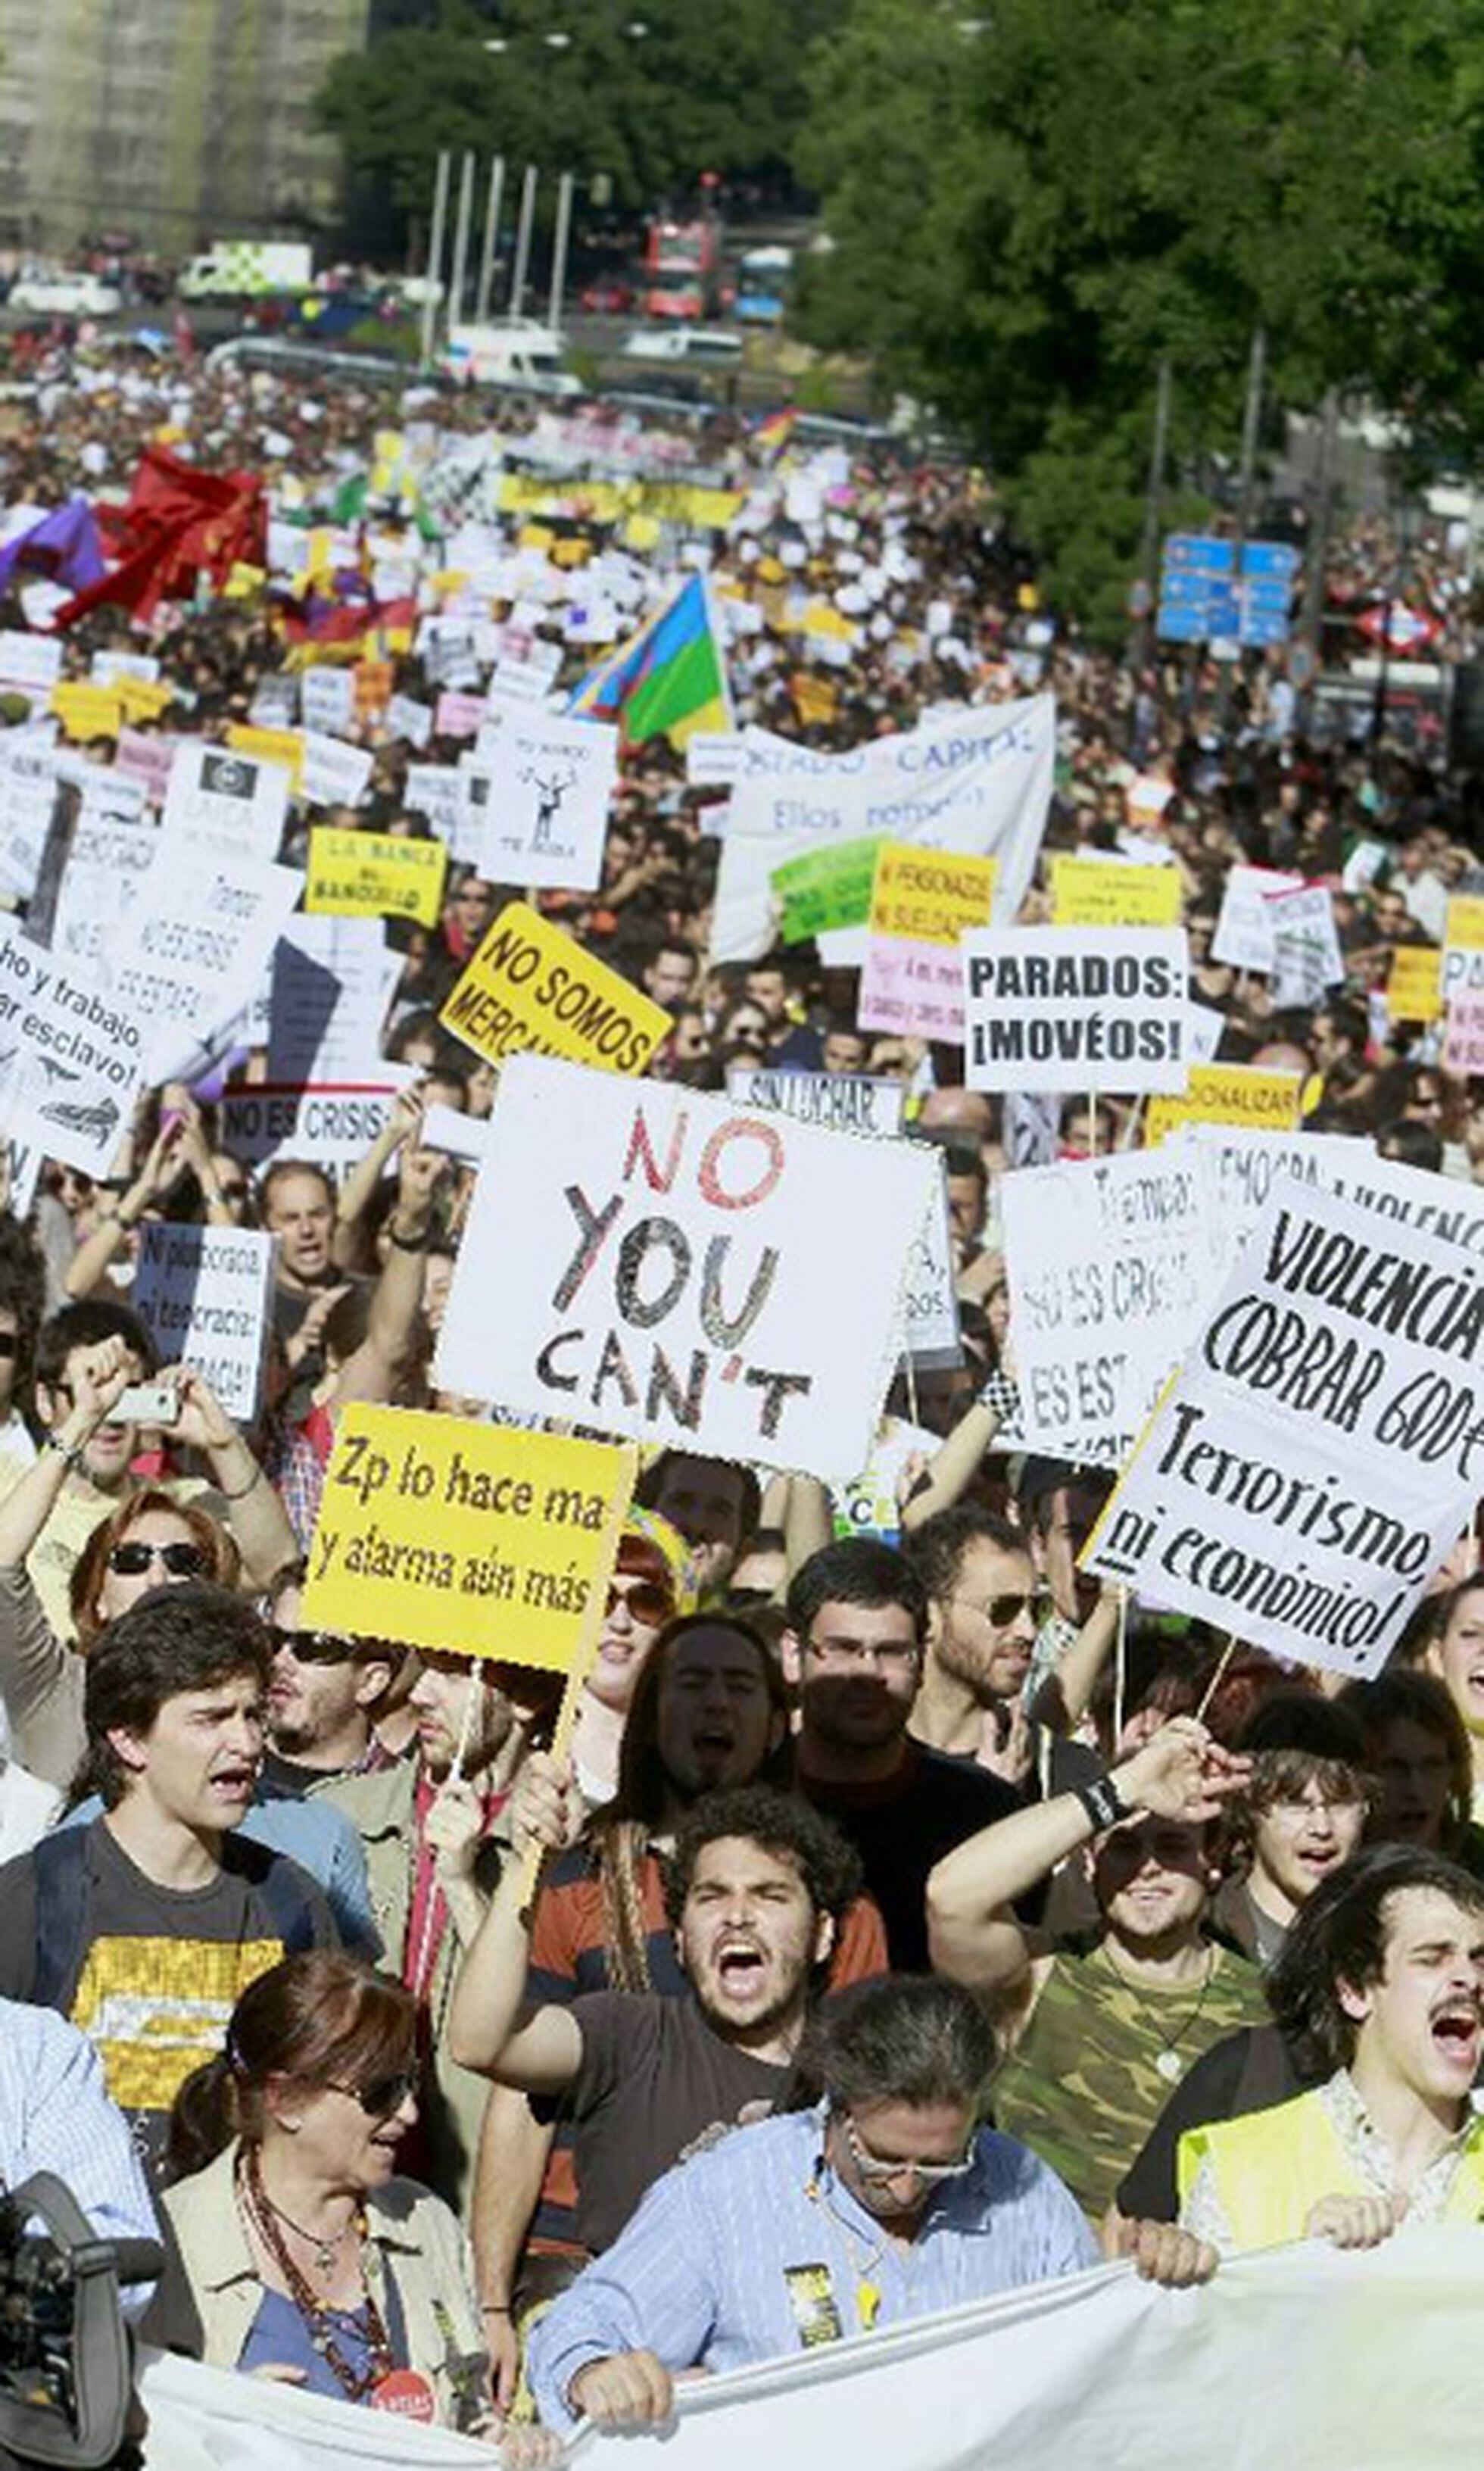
top-left (0, 1817), bottom-right (337, 2179)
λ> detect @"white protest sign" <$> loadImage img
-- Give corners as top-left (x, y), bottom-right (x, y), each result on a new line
top-left (161, 743), bottom-right (290, 863)
top-left (50, 814), bottom-right (159, 967)
top-left (464, 714), bottom-right (618, 891)
top-left (100, 851), bottom-right (302, 1082)
top-left (298, 730), bottom-right (375, 812)
top-left (404, 764), bottom-right (470, 853)
top-left (687, 732), bottom-right (745, 788)
top-left (298, 666), bottom-right (357, 737)
top-left (1086, 1176), bottom-right (1484, 1677)
top-left (420, 1100), bottom-right (489, 1168)
top-left (91, 651), bottom-right (160, 685)
top-left (0, 916), bottom-right (145, 1174)
top-left (725, 1066), bottom-right (906, 1139)
top-left (0, 744), bottom-right (58, 902)
top-left (386, 694), bottom-right (433, 750)
top-left (896, 1157), bottom-right (962, 1370)
top-left (220, 1084), bottom-right (402, 1189)
top-left (0, 633), bottom-right (61, 691)
top-left (1268, 882), bottom-right (1345, 1009)
top-left (962, 929), bottom-right (1189, 1095)
top-left (1175, 1125), bottom-right (1372, 1280)
top-left (437, 1053), bottom-right (938, 1477)
top-left (1210, 863), bottom-right (1302, 973)
top-left (132, 1223), bottom-right (276, 1425)
top-left (263, 916), bottom-right (401, 1086)
top-left (712, 697), bottom-right (1054, 959)
top-left (1002, 1148), bottom-right (1217, 1467)
top-left (1186, 1000), bottom-right (1227, 1065)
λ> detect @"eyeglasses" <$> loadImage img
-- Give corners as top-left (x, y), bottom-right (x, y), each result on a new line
top-left (606, 1578), bottom-right (673, 1627)
top-left (328, 2068), bottom-right (417, 2119)
top-left (948, 1591), bottom-right (1049, 1628)
top-left (108, 1540), bottom-right (208, 1579)
top-left (842, 2116), bottom-right (975, 2189)
top-left (806, 1633), bottom-right (921, 1671)
top-left (1264, 1792), bottom-right (1365, 1827)
top-left (270, 1624), bottom-right (357, 1666)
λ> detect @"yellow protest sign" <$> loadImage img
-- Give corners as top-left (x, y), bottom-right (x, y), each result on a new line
top-left (50, 682), bottom-right (122, 741)
top-left (226, 722), bottom-right (304, 793)
top-left (790, 672), bottom-right (839, 729)
top-left (870, 845), bottom-right (998, 947)
top-left (115, 675), bottom-right (175, 724)
top-left (1387, 944), bottom-right (1443, 1024)
top-left (1445, 897), bottom-right (1484, 951)
top-left (1050, 856), bottom-right (1183, 928)
top-left (1145, 1065), bottom-right (1305, 1146)
top-left (304, 1404), bottom-right (636, 1669)
top-left (307, 828), bottom-right (448, 928)
top-left (441, 899), bottom-right (672, 1077)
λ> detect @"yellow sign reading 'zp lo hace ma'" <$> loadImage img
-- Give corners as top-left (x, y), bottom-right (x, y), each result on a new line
top-left (303, 1403), bottom-right (637, 1669)
top-left (440, 898), bottom-right (671, 1076)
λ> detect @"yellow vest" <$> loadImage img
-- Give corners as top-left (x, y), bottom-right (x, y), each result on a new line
top-left (1179, 2086), bottom-right (1484, 2253)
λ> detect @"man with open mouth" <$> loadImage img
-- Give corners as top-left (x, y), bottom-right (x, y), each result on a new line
top-left (1178, 1844), bottom-right (1484, 2253)
top-left (447, 1781), bottom-right (861, 2262)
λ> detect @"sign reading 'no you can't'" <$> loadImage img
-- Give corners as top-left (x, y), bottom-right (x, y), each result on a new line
top-left (436, 1054), bottom-right (937, 1477)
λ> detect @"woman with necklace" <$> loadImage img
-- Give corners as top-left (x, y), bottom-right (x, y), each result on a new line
top-left (160, 1951), bottom-right (490, 2431)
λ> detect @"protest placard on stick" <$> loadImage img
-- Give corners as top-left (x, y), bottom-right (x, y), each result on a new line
top-left (1084, 1178), bottom-right (1484, 1678)
top-left (306, 828), bottom-right (447, 928)
top-left (0, 916), bottom-right (145, 1175)
top-left (1145, 1063), bottom-right (1305, 1145)
top-left (304, 1403), bottom-right (636, 1667)
top-left (869, 844), bottom-right (997, 944)
top-left (961, 928), bottom-right (1189, 1095)
top-left (436, 1054), bottom-right (938, 1478)
top-left (132, 1224), bottom-right (276, 1426)
top-left (1049, 856), bottom-right (1183, 928)
top-left (440, 900), bottom-right (671, 1077)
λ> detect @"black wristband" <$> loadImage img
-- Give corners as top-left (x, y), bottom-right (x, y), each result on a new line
top-left (387, 1220), bottom-right (429, 1253)
top-left (1075, 1774), bottom-right (1131, 1835)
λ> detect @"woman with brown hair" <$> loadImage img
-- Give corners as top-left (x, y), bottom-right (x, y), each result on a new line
top-left (163, 1951), bottom-right (489, 2429)
top-left (0, 1479), bottom-right (239, 1791)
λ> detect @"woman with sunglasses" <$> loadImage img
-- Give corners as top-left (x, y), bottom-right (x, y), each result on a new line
top-left (566, 1511), bottom-right (697, 1809)
top-left (162, 1952), bottom-right (491, 2429)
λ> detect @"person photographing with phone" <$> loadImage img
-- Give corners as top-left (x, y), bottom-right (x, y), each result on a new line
top-left (0, 1312), bottom-right (295, 1789)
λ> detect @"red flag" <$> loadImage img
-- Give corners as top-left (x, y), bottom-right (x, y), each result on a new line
top-left (54, 444), bottom-right (266, 627)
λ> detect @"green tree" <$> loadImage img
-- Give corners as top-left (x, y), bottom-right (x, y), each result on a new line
top-left (799, 0), bottom-right (1484, 632)
top-left (319, 0), bottom-right (848, 226)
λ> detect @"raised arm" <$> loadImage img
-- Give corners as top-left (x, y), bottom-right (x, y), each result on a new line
top-left (926, 1721), bottom-right (1251, 1992)
top-left (329, 1138), bottom-right (447, 1406)
top-left (331, 1084), bottom-right (426, 1273)
top-left (64, 1121), bottom-right (185, 1299)
top-left (162, 1365), bottom-right (297, 1590)
top-left (446, 1752), bottom-right (585, 2093)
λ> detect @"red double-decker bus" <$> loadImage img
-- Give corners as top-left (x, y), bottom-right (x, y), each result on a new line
top-left (641, 215), bottom-right (722, 320)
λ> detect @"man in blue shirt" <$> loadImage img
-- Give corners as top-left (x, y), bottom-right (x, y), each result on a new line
top-left (528, 1974), bottom-right (1211, 2432)
top-left (0, 1997), bottom-right (159, 2315)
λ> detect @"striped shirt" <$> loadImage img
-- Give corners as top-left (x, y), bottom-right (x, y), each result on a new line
top-left (528, 2103), bottom-right (1097, 2431)
top-left (0, 1997), bottom-right (160, 2313)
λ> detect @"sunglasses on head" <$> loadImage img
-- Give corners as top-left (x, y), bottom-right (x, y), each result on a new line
top-left (270, 1624), bottom-right (357, 1666)
top-left (108, 1540), bottom-right (207, 1579)
top-left (328, 2068), bottom-right (417, 2118)
top-left (606, 1578), bottom-right (673, 1627)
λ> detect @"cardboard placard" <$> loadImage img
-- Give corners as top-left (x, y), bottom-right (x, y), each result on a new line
top-left (1144, 1064), bottom-right (1305, 1146)
top-left (0, 916), bottom-right (145, 1175)
top-left (1386, 945), bottom-right (1443, 1025)
top-left (1049, 856), bottom-right (1183, 928)
top-left (1085, 1177), bottom-right (1484, 1679)
top-left (771, 836), bottom-right (884, 946)
top-left (304, 1403), bottom-right (635, 1668)
top-left (440, 900), bottom-right (670, 1078)
top-left (962, 929), bottom-right (1189, 1094)
top-left (725, 1067), bottom-right (906, 1139)
top-left (461, 714), bottom-right (619, 893)
top-left (132, 1224), bottom-right (276, 1425)
top-left (869, 844), bottom-right (998, 945)
top-left (857, 936), bottom-right (965, 1042)
top-left (436, 1054), bottom-right (939, 1477)
top-left (306, 828), bottom-right (447, 928)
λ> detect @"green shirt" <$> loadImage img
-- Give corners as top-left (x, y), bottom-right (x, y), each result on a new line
top-left (991, 1936), bottom-right (1270, 2222)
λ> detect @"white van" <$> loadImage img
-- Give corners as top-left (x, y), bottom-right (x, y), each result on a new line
top-left (9, 271), bottom-right (121, 316)
top-left (621, 326), bottom-right (744, 367)
top-left (442, 321), bottom-right (581, 395)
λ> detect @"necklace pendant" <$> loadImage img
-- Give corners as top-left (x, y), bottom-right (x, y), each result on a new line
top-left (1155, 2047), bottom-right (1184, 2083)
top-left (312, 2332), bottom-right (330, 2354)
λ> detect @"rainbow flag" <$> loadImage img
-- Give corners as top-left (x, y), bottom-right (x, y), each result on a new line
top-left (753, 407), bottom-right (797, 465)
top-left (568, 573), bottom-right (731, 748)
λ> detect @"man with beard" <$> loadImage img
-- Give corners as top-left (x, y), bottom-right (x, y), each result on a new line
top-left (448, 1783), bottom-right (860, 2260)
top-left (257, 1563), bottom-right (401, 1793)
top-left (784, 1540), bottom-right (1025, 1970)
top-left (924, 1717), bottom-right (1264, 2222)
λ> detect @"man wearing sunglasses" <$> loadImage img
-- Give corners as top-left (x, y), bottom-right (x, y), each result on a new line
top-left (528, 1973), bottom-right (1208, 2435)
top-left (258, 1565), bottom-right (402, 1796)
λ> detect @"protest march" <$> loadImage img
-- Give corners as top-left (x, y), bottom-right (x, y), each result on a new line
top-left (2, 177), bottom-right (1484, 2471)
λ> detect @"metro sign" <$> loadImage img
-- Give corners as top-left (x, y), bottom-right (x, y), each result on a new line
top-left (1356, 603), bottom-right (1443, 654)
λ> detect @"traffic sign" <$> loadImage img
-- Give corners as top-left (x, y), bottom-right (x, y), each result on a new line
top-left (1155, 533), bottom-right (1298, 647)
